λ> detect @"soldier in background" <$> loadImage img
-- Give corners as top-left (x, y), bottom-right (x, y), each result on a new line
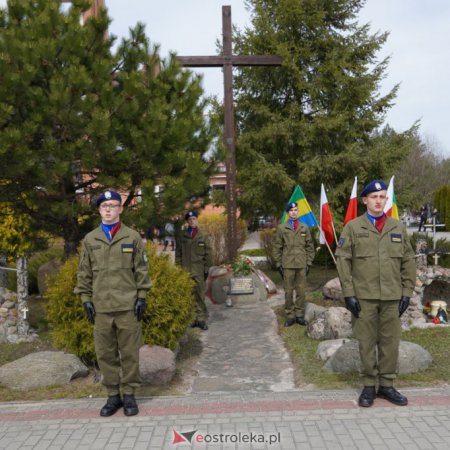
top-left (175, 211), bottom-right (212, 330)
top-left (75, 190), bottom-right (151, 417)
top-left (336, 180), bottom-right (416, 408)
top-left (273, 202), bottom-right (315, 327)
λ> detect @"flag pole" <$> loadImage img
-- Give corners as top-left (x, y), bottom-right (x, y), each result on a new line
top-left (318, 227), bottom-right (337, 265)
top-left (331, 221), bottom-right (338, 246)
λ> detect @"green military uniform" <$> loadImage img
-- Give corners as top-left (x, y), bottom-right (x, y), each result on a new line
top-left (175, 228), bottom-right (212, 321)
top-left (273, 221), bottom-right (315, 319)
top-left (335, 214), bottom-right (416, 386)
top-left (75, 224), bottom-right (151, 396)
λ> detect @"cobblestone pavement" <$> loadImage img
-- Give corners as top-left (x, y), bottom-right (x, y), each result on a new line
top-left (2, 387), bottom-right (450, 449)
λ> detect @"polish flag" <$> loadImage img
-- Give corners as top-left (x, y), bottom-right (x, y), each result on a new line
top-left (384, 175), bottom-right (399, 219)
top-left (343, 177), bottom-right (358, 226)
top-left (320, 184), bottom-right (334, 245)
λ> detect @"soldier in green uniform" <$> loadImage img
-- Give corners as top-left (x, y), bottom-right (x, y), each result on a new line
top-left (175, 211), bottom-right (212, 331)
top-left (74, 190), bottom-right (151, 417)
top-left (336, 180), bottom-right (416, 407)
top-left (274, 202), bottom-right (315, 327)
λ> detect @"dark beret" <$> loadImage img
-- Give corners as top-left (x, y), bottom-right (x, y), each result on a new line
top-left (361, 180), bottom-right (388, 197)
top-left (285, 202), bottom-right (298, 212)
top-left (184, 211), bottom-right (198, 220)
top-left (96, 190), bottom-right (122, 207)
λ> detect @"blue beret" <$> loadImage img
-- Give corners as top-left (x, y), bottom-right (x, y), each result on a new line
top-left (185, 211), bottom-right (198, 220)
top-left (96, 190), bottom-right (122, 207)
top-left (286, 202), bottom-right (298, 212)
top-left (361, 180), bottom-right (387, 197)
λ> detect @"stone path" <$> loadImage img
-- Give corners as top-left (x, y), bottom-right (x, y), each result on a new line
top-left (190, 294), bottom-right (295, 394)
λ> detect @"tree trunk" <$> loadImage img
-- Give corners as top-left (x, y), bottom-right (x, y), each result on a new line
top-left (0, 253), bottom-right (7, 288)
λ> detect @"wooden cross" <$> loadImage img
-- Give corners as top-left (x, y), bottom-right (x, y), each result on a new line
top-left (177, 5), bottom-right (282, 260)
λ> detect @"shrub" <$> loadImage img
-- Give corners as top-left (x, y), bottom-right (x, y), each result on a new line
top-left (45, 243), bottom-right (195, 362)
top-left (260, 228), bottom-right (277, 269)
top-left (198, 213), bottom-right (247, 265)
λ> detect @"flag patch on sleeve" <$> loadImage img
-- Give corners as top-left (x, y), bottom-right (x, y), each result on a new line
top-left (390, 233), bottom-right (402, 243)
top-left (121, 244), bottom-right (134, 253)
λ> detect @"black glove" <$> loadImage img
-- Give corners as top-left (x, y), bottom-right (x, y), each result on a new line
top-left (305, 265), bottom-right (310, 276)
top-left (278, 266), bottom-right (284, 279)
top-left (398, 296), bottom-right (410, 317)
top-left (204, 271), bottom-right (209, 281)
top-left (344, 296), bottom-right (361, 318)
top-left (83, 301), bottom-right (96, 324)
top-left (135, 298), bottom-right (146, 321)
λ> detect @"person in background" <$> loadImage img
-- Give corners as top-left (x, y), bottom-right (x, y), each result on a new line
top-left (418, 205), bottom-right (428, 232)
top-left (175, 211), bottom-right (212, 330)
top-left (336, 180), bottom-right (416, 408)
top-left (74, 190), bottom-right (151, 417)
top-left (273, 202), bottom-right (315, 327)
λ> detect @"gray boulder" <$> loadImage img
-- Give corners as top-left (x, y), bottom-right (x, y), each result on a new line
top-left (316, 339), bottom-right (350, 361)
top-left (322, 277), bottom-right (343, 301)
top-left (139, 345), bottom-right (176, 385)
top-left (304, 303), bottom-right (327, 323)
top-left (306, 307), bottom-right (352, 340)
top-left (323, 340), bottom-right (432, 374)
top-left (0, 351), bottom-right (89, 390)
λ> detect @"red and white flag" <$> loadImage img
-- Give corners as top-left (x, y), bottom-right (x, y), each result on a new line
top-left (320, 184), bottom-right (334, 246)
top-left (343, 177), bottom-right (358, 226)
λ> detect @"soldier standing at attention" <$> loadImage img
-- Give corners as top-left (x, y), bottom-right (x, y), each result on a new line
top-left (335, 180), bottom-right (416, 408)
top-left (274, 202), bottom-right (315, 327)
top-left (74, 190), bottom-right (151, 417)
top-left (175, 211), bottom-right (212, 331)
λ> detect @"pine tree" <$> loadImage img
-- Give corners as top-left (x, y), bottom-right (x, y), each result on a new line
top-left (0, 0), bottom-right (217, 256)
top-left (232, 0), bottom-right (411, 218)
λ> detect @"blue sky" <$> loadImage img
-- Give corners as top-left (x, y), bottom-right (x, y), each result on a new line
top-left (2, 0), bottom-right (449, 156)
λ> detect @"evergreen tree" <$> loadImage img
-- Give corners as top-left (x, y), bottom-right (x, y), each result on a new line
top-left (232, 0), bottom-right (411, 218)
top-left (0, 0), bottom-right (216, 257)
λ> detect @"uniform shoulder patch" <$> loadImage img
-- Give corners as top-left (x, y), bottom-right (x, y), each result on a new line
top-left (121, 243), bottom-right (134, 253)
top-left (390, 233), bottom-right (402, 243)
top-left (337, 237), bottom-right (345, 247)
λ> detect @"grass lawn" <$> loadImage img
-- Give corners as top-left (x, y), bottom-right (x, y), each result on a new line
top-left (276, 266), bottom-right (450, 389)
top-left (0, 296), bottom-right (203, 402)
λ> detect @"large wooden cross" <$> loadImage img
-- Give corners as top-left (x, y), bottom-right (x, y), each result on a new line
top-left (177, 5), bottom-right (282, 260)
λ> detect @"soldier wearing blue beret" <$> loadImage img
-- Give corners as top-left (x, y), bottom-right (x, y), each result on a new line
top-left (273, 202), bottom-right (315, 327)
top-left (336, 179), bottom-right (416, 408)
top-left (75, 189), bottom-right (151, 417)
top-left (175, 211), bottom-right (212, 330)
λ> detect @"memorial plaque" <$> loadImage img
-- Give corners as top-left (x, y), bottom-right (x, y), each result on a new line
top-left (229, 277), bottom-right (254, 295)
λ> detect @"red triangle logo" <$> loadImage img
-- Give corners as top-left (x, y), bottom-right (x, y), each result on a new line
top-left (172, 430), bottom-right (187, 444)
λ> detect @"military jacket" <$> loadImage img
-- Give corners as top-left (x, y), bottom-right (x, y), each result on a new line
top-left (335, 214), bottom-right (416, 300)
top-left (175, 229), bottom-right (212, 279)
top-left (74, 224), bottom-right (151, 313)
top-left (273, 221), bottom-right (315, 269)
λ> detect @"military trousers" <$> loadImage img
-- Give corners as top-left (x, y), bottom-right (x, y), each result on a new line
top-left (192, 277), bottom-right (208, 321)
top-left (283, 268), bottom-right (306, 319)
top-left (94, 310), bottom-right (142, 396)
top-left (352, 299), bottom-right (401, 387)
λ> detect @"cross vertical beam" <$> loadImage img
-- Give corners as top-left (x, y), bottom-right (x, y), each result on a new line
top-left (222, 6), bottom-right (238, 259)
top-left (177, 5), bottom-right (282, 260)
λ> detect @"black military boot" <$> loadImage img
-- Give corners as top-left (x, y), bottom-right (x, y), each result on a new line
top-left (296, 317), bottom-right (308, 326)
top-left (377, 386), bottom-right (408, 406)
top-left (123, 394), bottom-right (139, 416)
top-left (284, 318), bottom-right (296, 327)
top-left (100, 395), bottom-right (123, 417)
top-left (358, 386), bottom-right (376, 407)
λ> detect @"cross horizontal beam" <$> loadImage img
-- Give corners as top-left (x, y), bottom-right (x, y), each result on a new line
top-left (176, 55), bottom-right (283, 68)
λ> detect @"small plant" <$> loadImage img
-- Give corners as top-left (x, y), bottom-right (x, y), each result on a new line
top-left (231, 256), bottom-right (253, 277)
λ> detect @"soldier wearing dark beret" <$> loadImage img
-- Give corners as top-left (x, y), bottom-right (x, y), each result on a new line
top-left (273, 202), bottom-right (315, 327)
top-left (336, 180), bottom-right (416, 408)
top-left (175, 211), bottom-right (212, 330)
top-left (75, 190), bottom-right (151, 417)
